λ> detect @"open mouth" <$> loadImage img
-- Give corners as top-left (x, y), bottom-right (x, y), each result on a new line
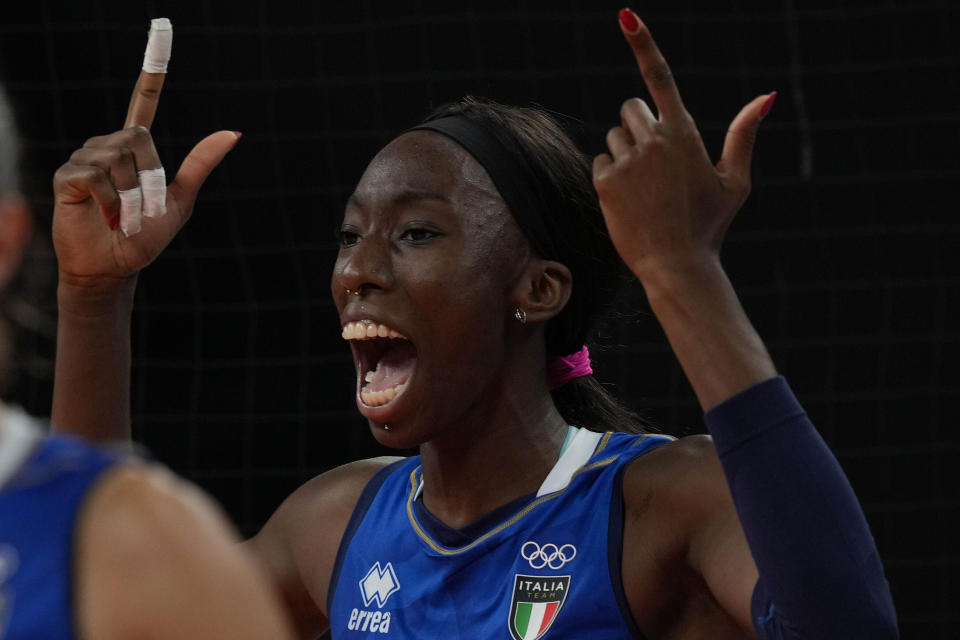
top-left (342, 320), bottom-right (416, 408)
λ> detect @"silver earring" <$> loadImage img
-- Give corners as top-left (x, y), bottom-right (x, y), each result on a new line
top-left (383, 424), bottom-right (390, 431)
top-left (514, 308), bottom-right (527, 324)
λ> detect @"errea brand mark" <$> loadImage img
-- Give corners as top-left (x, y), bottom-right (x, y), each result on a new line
top-left (347, 608), bottom-right (392, 633)
top-left (360, 562), bottom-right (400, 608)
top-left (346, 561), bottom-right (399, 634)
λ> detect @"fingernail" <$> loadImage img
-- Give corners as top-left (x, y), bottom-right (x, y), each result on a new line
top-left (759, 91), bottom-right (778, 119)
top-left (618, 8), bottom-right (640, 34)
top-left (233, 131), bottom-right (243, 140)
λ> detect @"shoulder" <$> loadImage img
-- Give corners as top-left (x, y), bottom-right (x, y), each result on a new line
top-left (245, 456), bottom-right (406, 628)
top-left (77, 463), bottom-right (231, 557)
top-left (619, 434), bottom-right (759, 638)
top-left (76, 463), bottom-right (250, 590)
top-left (270, 456), bottom-right (406, 525)
top-left (623, 434), bottom-right (720, 489)
top-left (622, 434), bottom-right (728, 532)
top-left (619, 435), bottom-right (753, 635)
top-left (75, 464), bottom-right (294, 640)
top-left (257, 457), bottom-right (403, 544)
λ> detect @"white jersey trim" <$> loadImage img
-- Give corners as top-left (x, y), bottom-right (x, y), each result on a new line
top-left (412, 427), bottom-right (602, 501)
top-left (535, 428), bottom-right (603, 497)
top-left (0, 404), bottom-right (43, 490)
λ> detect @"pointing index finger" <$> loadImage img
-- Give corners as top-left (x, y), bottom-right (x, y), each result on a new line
top-left (124, 18), bottom-right (172, 129)
top-left (618, 9), bottom-right (686, 122)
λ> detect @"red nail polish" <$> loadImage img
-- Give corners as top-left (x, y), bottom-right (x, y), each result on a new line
top-left (618, 8), bottom-right (640, 34)
top-left (760, 91), bottom-right (778, 119)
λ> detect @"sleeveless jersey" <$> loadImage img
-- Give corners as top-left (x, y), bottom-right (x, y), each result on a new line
top-left (0, 407), bottom-right (119, 640)
top-left (328, 429), bottom-right (674, 639)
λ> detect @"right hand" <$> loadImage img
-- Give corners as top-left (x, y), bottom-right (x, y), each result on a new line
top-left (52, 41), bottom-right (239, 289)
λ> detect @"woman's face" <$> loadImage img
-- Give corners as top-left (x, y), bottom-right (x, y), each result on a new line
top-left (331, 131), bottom-right (529, 445)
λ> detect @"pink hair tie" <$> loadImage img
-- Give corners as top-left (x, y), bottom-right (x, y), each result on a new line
top-left (548, 345), bottom-right (593, 390)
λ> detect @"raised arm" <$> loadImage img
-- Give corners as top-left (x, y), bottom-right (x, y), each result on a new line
top-left (593, 9), bottom-right (776, 411)
top-left (598, 9), bottom-right (898, 639)
top-left (51, 20), bottom-right (239, 442)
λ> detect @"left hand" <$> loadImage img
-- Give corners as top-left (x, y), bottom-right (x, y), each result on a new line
top-left (592, 9), bottom-right (775, 283)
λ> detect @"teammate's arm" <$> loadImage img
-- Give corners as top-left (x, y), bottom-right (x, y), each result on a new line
top-left (597, 9), bottom-right (897, 639)
top-left (75, 465), bottom-right (295, 640)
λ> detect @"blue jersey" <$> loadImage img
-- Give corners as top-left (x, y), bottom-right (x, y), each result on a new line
top-left (0, 408), bottom-right (119, 640)
top-left (328, 429), bottom-right (674, 639)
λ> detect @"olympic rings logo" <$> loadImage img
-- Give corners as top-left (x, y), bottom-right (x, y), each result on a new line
top-left (520, 541), bottom-right (577, 570)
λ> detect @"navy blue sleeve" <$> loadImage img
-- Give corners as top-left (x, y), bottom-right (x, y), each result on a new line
top-left (704, 376), bottom-right (899, 640)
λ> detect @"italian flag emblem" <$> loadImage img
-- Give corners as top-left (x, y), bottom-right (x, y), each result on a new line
top-left (508, 574), bottom-right (570, 640)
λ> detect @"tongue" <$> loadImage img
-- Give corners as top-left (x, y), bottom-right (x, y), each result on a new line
top-left (365, 342), bottom-right (416, 392)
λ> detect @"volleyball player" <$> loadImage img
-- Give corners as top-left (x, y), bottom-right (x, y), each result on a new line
top-left (0, 83), bottom-right (293, 639)
top-left (50, 10), bottom-right (898, 639)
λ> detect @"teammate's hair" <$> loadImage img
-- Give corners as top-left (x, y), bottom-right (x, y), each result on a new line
top-left (0, 85), bottom-right (19, 197)
top-left (421, 97), bottom-right (649, 433)
top-left (0, 85), bottom-right (19, 392)
top-left (0, 85), bottom-right (48, 398)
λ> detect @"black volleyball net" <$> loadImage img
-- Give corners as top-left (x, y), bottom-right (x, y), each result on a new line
top-left (1, 1), bottom-right (957, 635)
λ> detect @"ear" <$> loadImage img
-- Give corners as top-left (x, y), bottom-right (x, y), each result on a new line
top-left (0, 195), bottom-right (33, 292)
top-left (512, 259), bottom-right (572, 323)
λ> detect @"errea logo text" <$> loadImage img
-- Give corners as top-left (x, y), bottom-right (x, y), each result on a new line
top-left (347, 608), bottom-right (392, 633)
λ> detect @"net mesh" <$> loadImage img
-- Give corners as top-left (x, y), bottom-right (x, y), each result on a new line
top-left (2, 0), bottom-right (957, 635)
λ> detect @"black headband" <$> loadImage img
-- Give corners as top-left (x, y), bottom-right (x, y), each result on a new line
top-left (408, 116), bottom-right (556, 258)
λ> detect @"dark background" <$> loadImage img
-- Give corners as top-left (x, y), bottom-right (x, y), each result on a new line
top-left (2, 0), bottom-right (957, 636)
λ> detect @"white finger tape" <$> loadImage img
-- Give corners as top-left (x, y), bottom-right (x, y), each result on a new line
top-left (142, 18), bottom-right (173, 74)
top-left (139, 167), bottom-right (167, 218)
top-left (118, 187), bottom-right (143, 237)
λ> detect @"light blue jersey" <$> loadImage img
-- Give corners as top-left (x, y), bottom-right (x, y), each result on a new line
top-left (0, 408), bottom-right (119, 640)
top-left (328, 429), bottom-right (674, 639)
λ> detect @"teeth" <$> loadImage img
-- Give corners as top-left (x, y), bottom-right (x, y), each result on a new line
top-left (341, 320), bottom-right (407, 341)
top-left (360, 382), bottom-right (407, 407)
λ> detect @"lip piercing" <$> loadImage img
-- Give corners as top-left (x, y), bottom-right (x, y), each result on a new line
top-left (384, 424), bottom-right (390, 431)
top-left (346, 288), bottom-right (362, 296)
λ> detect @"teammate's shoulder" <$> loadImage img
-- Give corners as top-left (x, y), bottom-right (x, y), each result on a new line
top-left (76, 466), bottom-right (296, 640)
top-left (79, 463), bottom-right (238, 557)
top-left (76, 464), bottom-right (246, 626)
